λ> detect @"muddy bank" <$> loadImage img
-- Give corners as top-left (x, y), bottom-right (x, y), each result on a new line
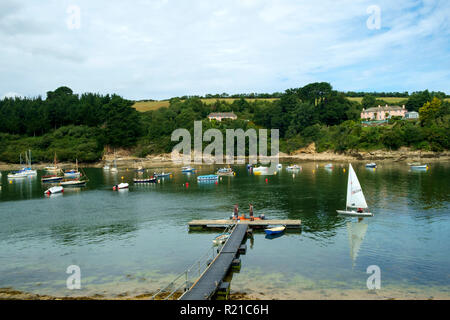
top-left (1, 287), bottom-right (446, 300)
top-left (0, 147), bottom-right (448, 171)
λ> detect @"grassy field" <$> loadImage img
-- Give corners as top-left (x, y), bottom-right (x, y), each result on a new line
top-left (347, 97), bottom-right (408, 104)
top-left (132, 98), bottom-right (279, 112)
top-left (132, 97), bottom-right (450, 112)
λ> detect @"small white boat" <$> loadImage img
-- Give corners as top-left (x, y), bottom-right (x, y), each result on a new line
top-left (365, 163), bottom-right (377, 168)
top-left (277, 163), bottom-right (283, 169)
top-left (103, 165), bottom-right (110, 170)
top-left (45, 186), bottom-right (64, 195)
top-left (410, 164), bottom-right (428, 170)
top-left (7, 171), bottom-right (28, 179)
top-left (60, 180), bottom-right (86, 187)
top-left (182, 166), bottom-right (196, 173)
top-left (213, 233), bottom-right (230, 246)
top-left (287, 165), bottom-right (301, 170)
top-left (264, 226), bottom-right (286, 235)
top-left (252, 166), bottom-right (269, 175)
top-left (216, 167), bottom-right (234, 176)
top-left (325, 163), bottom-right (333, 169)
top-left (337, 164), bottom-right (373, 217)
top-left (113, 183), bottom-right (129, 190)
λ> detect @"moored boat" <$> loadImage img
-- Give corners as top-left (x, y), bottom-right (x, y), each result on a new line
top-left (134, 177), bottom-right (157, 184)
top-left (410, 164), bottom-right (428, 170)
top-left (60, 180), bottom-right (86, 187)
top-left (113, 183), bottom-right (129, 190)
top-left (287, 164), bottom-right (301, 170)
top-left (212, 233), bottom-right (230, 246)
top-left (264, 226), bottom-right (286, 235)
top-left (44, 186), bottom-right (64, 195)
top-left (325, 163), bottom-right (333, 169)
top-left (41, 175), bottom-right (63, 183)
top-left (182, 166), bottom-right (196, 173)
top-left (154, 172), bottom-right (171, 178)
top-left (216, 167), bottom-right (234, 176)
top-left (365, 163), bottom-right (377, 168)
top-left (197, 174), bottom-right (218, 181)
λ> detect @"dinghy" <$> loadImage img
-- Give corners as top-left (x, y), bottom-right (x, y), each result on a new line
top-left (134, 177), bottom-right (157, 184)
top-left (182, 166), bottom-right (196, 173)
top-left (216, 168), bottom-right (234, 176)
top-left (324, 163), bottom-right (333, 169)
top-left (154, 172), bottom-right (171, 178)
top-left (336, 164), bottom-right (373, 217)
top-left (287, 165), bottom-right (301, 170)
top-left (45, 186), bottom-right (63, 195)
top-left (252, 166), bottom-right (269, 175)
top-left (365, 163), bottom-right (377, 168)
top-left (113, 183), bottom-right (129, 191)
top-left (212, 233), bottom-right (230, 246)
top-left (264, 226), bottom-right (286, 235)
top-left (197, 174), bottom-right (218, 181)
top-left (410, 164), bottom-right (428, 170)
top-left (60, 180), bottom-right (86, 187)
top-left (41, 175), bottom-right (63, 183)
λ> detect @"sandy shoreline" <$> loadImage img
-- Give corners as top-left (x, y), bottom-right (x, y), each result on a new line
top-left (0, 148), bottom-right (449, 171)
top-left (1, 287), bottom-right (448, 300)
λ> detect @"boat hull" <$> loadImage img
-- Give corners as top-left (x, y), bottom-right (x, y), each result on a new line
top-left (134, 178), bottom-right (157, 184)
top-left (336, 210), bottom-right (373, 217)
top-left (264, 227), bottom-right (286, 235)
top-left (60, 181), bottom-right (86, 187)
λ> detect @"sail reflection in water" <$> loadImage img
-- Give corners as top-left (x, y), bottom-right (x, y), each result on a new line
top-left (347, 220), bottom-right (368, 268)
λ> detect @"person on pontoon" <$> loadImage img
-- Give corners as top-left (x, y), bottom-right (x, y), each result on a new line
top-left (249, 203), bottom-right (254, 221)
top-left (234, 204), bottom-right (239, 220)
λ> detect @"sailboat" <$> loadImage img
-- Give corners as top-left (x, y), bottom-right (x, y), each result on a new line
top-left (347, 220), bottom-right (368, 267)
top-left (64, 159), bottom-right (81, 178)
top-left (8, 151), bottom-right (37, 178)
top-left (45, 153), bottom-right (61, 173)
top-left (337, 164), bottom-right (373, 217)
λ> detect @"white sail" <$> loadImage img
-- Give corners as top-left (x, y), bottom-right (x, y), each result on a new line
top-left (347, 221), bottom-right (368, 267)
top-left (346, 164), bottom-right (368, 209)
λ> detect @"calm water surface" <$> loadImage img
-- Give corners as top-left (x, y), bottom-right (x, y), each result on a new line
top-left (0, 162), bottom-right (449, 298)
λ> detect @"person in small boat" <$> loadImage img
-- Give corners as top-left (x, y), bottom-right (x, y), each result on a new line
top-left (249, 203), bottom-right (254, 221)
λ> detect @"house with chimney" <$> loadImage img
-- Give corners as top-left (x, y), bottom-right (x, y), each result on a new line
top-left (361, 105), bottom-right (407, 121)
top-left (207, 112), bottom-right (237, 122)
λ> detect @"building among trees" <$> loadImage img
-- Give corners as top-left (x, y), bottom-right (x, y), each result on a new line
top-left (208, 112), bottom-right (237, 122)
top-left (361, 105), bottom-right (407, 121)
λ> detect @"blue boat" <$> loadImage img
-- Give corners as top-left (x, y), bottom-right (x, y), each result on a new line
top-left (264, 226), bottom-right (286, 235)
top-left (182, 166), bottom-right (196, 173)
top-left (154, 172), bottom-right (172, 178)
top-left (365, 163), bottom-right (377, 168)
top-left (197, 174), bottom-right (218, 181)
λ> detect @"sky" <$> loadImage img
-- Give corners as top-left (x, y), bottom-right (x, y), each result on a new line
top-left (0, 0), bottom-right (449, 100)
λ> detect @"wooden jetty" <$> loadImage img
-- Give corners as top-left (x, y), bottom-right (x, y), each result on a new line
top-left (188, 219), bottom-right (301, 230)
top-left (180, 223), bottom-right (248, 300)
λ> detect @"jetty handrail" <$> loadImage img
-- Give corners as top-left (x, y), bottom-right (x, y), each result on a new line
top-left (150, 222), bottom-right (237, 300)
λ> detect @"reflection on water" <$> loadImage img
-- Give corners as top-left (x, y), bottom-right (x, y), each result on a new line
top-left (346, 219), bottom-right (368, 268)
top-left (0, 162), bottom-right (449, 298)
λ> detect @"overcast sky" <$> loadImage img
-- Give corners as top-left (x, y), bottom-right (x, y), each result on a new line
top-left (0, 0), bottom-right (449, 100)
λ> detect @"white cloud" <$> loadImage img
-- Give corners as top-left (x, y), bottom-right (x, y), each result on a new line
top-left (0, 0), bottom-right (448, 100)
